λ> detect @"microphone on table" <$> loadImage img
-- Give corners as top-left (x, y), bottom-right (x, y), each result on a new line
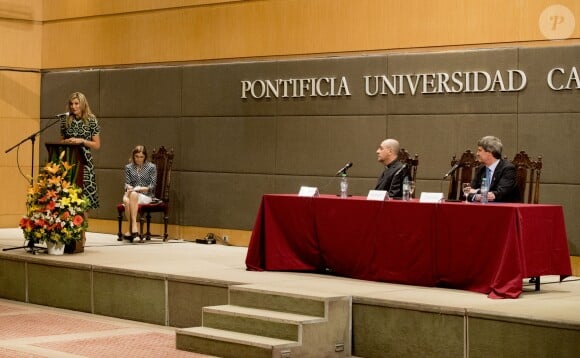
top-left (55, 112), bottom-right (70, 118)
top-left (335, 162), bottom-right (353, 176)
top-left (442, 163), bottom-right (460, 179)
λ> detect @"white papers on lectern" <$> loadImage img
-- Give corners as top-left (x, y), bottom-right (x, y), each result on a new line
top-left (367, 190), bottom-right (388, 201)
top-left (298, 186), bottom-right (319, 197)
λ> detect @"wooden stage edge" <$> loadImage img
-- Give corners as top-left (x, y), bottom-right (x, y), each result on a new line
top-left (1, 229), bottom-right (579, 357)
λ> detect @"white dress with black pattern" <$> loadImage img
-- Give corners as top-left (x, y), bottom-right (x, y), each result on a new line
top-left (60, 116), bottom-right (100, 209)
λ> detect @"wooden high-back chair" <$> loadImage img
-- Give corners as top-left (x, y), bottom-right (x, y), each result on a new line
top-left (117, 146), bottom-right (175, 241)
top-left (447, 149), bottom-right (480, 201)
top-left (511, 151), bottom-right (542, 204)
top-left (511, 151), bottom-right (543, 289)
top-left (398, 148), bottom-right (419, 197)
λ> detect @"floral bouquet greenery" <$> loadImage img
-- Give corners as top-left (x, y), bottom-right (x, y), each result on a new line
top-left (19, 151), bottom-right (88, 246)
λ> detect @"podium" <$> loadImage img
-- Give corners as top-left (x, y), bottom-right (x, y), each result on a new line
top-left (45, 142), bottom-right (87, 253)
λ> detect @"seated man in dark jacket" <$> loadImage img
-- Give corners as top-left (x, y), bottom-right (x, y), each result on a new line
top-left (374, 138), bottom-right (409, 199)
top-left (469, 136), bottom-right (520, 203)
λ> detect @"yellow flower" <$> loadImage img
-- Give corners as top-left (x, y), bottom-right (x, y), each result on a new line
top-left (60, 196), bottom-right (71, 207)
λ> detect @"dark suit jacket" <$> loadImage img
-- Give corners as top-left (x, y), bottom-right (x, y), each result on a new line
top-left (470, 159), bottom-right (520, 202)
top-left (375, 160), bottom-right (409, 198)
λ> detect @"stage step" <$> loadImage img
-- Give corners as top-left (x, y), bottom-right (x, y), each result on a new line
top-left (176, 326), bottom-right (299, 358)
top-left (203, 304), bottom-right (325, 341)
top-left (176, 284), bottom-right (352, 357)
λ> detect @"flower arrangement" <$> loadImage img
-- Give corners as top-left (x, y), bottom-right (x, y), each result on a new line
top-left (19, 151), bottom-right (89, 246)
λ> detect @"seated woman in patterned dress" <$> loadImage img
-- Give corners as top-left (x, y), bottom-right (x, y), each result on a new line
top-left (121, 145), bottom-right (157, 240)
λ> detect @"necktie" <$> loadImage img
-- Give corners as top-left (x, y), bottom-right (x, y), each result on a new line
top-left (487, 168), bottom-right (492, 187)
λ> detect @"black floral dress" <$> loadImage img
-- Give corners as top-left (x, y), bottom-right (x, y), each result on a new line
top-left (60, 116), bottom-right (100, 209)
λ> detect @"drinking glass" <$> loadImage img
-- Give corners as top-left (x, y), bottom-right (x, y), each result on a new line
top-left (462, 183), bottom-right (471, 203)
top-left (408, 181), bottom-right (415, 198)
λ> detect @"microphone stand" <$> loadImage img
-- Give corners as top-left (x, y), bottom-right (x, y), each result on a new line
top-left (3, 116), bottom-right (62, 254)
top-left (4, 116), bottom-right (62, 185)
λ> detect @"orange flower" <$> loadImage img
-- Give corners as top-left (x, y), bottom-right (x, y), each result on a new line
top-left (47, 176), bottom-right (62, 186)
top-left (46, 190), bottom-right (58, 199)
top-left (44, 162), bottom-right (60, 174)
top-left (72, 215), bottom-right (84, 226)
top-left (62, 161), bottom-right (74, 171)
top-left (61, 211), bottom-right (70, 220)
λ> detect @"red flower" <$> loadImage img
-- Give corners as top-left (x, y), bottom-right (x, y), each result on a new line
top-left (72, 215), bottom-right (84, 226)
top-left (45, 201), bottom-right (56, 211)
top-left (19, 217), bottom-right (31, 229)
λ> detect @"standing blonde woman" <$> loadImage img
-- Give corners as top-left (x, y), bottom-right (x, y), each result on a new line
top-left (60, 92), bottom-right (101, 209)
top-left (122, 145), bottom-right (157, 240)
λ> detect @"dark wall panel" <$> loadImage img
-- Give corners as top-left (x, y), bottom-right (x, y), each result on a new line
top-left (275, 56), bottom-right (389, 116)
top-left (182, 62), bottom-right (278, 117)
top-left (388, 114), bottom-right (518, 180)
top-left (387, 48), bottom-right (519, 114)
top-left (518, 46), bottom-right (580, 113)
top-left (179, 172), bottom-right (274, 229)
top-left (180, 117), bottom-right (277, 173)
top-left (100, 67), bottom-right (182, 118)
top-left (39, 45), bottom-right (580, 254)
top-left (40, 70), bottom-right (101, 118)
top-left (518, 113), bottom-right (580, 184)
top-left (275, 115), bottom-right (387, 177)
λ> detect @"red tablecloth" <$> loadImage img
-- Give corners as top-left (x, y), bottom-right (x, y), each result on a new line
top-left (245, 194), bottom-right (572, 298)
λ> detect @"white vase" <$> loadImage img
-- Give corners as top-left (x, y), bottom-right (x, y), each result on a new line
top-left (47, 241), bottom-right (65, 255)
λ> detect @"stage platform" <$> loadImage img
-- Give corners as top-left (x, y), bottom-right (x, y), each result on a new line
top-left (1, 228), bottom-right (579, 357)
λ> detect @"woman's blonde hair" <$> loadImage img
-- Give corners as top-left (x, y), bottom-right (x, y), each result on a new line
top-left (65, 92), bottom-right (95, 127)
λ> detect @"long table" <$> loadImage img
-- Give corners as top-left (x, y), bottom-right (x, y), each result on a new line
top-left (245, 194), bottom-right (572, 298)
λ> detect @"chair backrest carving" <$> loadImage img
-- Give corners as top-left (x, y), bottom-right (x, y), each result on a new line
top-left (151, 146), bottom-right (175, 202)
top-left (398, 148), bottom-right (419, 182)
top-left (511, 151), bottom-right (542, 204)
top-left (448, 149), bottom-right (480, 201)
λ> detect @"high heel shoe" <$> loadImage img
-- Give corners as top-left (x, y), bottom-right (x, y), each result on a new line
top-left (127, 231), bottom-right (139, 243)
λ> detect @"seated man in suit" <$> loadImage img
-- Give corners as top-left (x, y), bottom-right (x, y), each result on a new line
top-left (374, 138), bottom-right (409, 198)
top-left (468, 135), bottom-right (520, 202)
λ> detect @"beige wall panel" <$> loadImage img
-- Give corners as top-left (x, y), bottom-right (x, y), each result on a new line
top-left (41, 0), bottom-right (580, 69)
top-left (1, 117), bottom-right (40, 227)
top-left (0, 71), bottom-right (40, 118)
top-left (0, 0), bottom-right (42, 21)
top-left (518, 0), bottom-right (580, 40)
top-left (0, 71), bottom-right (40, 231)
top-left (0, 19), bottom-right (41, 69)
top-left (0, 171), bottom-right (29, 225)
top-left (42, 0), bottom-right (239, 20)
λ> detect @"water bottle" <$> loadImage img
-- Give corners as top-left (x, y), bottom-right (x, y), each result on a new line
top-left (340, 174), bottom-right (348, 198)
top-left (480, 177), bottom-right (488, 204)
top-left (402, 176), bottom-right (410, 201)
